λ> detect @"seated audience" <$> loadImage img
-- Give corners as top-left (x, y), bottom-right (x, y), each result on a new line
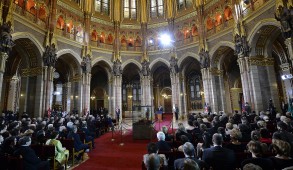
top-left (241, 140), bottom-right (273, 170)
top-left (225, 128), bottom-right (246, 153)
top-left (161, 126), bottom-right (172, 141)
top-left (81, 121), bottom-right (95, 148)
top-left (45, 131), bottom-right (70, 168)
top-left (143, 142), bottom-right (167, 169)
top-left (251, 130), bottom-right (268, 152)
top-left (0, 136), bottom-right (16, 155)
top-left (183, 158), bottom-right (199, 170)
top-left (156, 131), bottom-right (171, 152)
top-left (269, 139), bottom-right (293, 170)
top-left (174, 142), bottom-right (207, 170)
top-left (243, 163), bottom-right (263, 170)
top-left (14, 136), bottom-right (50, 170)
top-left (175, 123), bottom-right (192, 142)
top-left (146, 153), bottom-right (160, 170)
top-left (202, 133), bottom-right (236, 170)
top-left (67, 125), bottom-right (89, 160)
top-left (177, 135), bottom-right (189, 152)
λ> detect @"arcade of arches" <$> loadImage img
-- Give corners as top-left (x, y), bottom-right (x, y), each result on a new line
top-left (0, 0), bottom-right (292, 120)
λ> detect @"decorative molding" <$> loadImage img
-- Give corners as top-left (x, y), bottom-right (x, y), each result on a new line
top-left (148, 22), bottom-right (169, 29)
top-left (120, 24), bottom-right (141, 29)
top-left (280, 63), bottom-right (291, 71)
top-left (57, 0), bottom-right (83, 17)
top-left (21, 67), bottom-right (43, 77)
top-left (91, 17), bottom-right (113, 26)
top-left (210, 67), bottom-right (223, 76)
top-left (71, 75), bottom-right (82, 82)
top-left (174, 11), bottom-right (197, 23)
top-left (249, 56), bottom-right (275, 66)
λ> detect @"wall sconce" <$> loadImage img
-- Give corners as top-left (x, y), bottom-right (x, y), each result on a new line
top-left (75, 95), bottom-right (78, 98)
top-left (90, 96), bottom-right (96, 100)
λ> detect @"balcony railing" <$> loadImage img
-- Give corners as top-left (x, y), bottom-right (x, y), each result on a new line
top-left (13, 3), bottom-right (47, 30)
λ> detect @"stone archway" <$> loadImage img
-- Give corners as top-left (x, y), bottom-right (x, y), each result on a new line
top-left (2, 35), bottom-right (44, 117)
top-left (91, 60), bottom-right (112, 116)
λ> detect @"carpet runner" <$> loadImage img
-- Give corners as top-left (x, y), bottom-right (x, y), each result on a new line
top-left (73, 113), bottom-right (174, 170)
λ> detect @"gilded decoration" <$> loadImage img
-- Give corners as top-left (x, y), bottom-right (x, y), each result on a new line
top-left (209, 67), bottom-right (223, 75)
top-left (21, 67), bottom-right (43, 77)
top-left (57, 0), bottom-right (83, 17)
top-left (249, 56), bottom-right (275, 66)
top-left (71, 75), bottom-right (82, 82)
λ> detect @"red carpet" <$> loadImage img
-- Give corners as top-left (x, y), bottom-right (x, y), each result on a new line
top-left (74, 114), bottom-right (173, 170)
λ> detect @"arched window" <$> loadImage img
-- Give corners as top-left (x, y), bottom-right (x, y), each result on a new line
top-left (124, 0), bottom-right (137, 19)
top-left (150, 0), bottom-right (164, 18)
top-left (189, 73), bottom-right (201, 100)
top-left (95, 0), bottom-right (109, 15)
top-left (177, 0), bottom-right (192, 10)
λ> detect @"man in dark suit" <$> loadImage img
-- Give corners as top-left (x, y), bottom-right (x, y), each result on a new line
top-left (202, 133), bottom-right (236, 170)
top-left (174, 142), bottom-right (207, 170)
top-left (115, 107), bottom-right (120, 123)
top-left (13, 136), bottom-right (50, 170)
top-left (67, 125), bottom-right (89, 160)
top-left (174, 104), bottom-right (179, 121)
top-left (156, 131), bottom-right (171, 152)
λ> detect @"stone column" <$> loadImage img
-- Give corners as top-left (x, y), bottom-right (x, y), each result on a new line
top-left (285, 38), bottom-right (293, 66)
top-left (201, 68), bottom-right (212, 108)
top-left (209, 68), bottom-right (222, 113)
top-left (0, 52), bottom-right (8, 111)
top-left (249, 60), bottom-right (264, 113)
top-left (218, 73), bottom-right (227, 112)
top-left (70, 75), bottom-right (82, 114)
top-left (171, 73), bottom-right (181, 116)
top-left (238, 56), bottom-right (252, 104)
top-left (141, 76), bottom-right (152, 106)
top-left (7, 76), bottom-right (19, 112)
top-left (266, 63), bottom-right (280, 111)
top-left (63, 82), bottom-right (71, 113)
top-left (19, 76), bottom-right (29, 114)
top-left (34, 74), bottom-right (44, 117)
top-left (43, 66), bottom-right (55, 115)
top-left (82, 73), bottom-right (91, 114)
top-left (112, 75), bottom-right (122, 122)
top-left (108, 78), bottom-right (113, 117)
top-left (181, 76), bottom-right (188, 116)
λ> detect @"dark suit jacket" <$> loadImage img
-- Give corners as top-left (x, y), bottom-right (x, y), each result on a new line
top-left (202, 146), bottom-right (236, 170)
top-left (174, 157), bottom-right (207, 170)
top-left (241, 157), bottom-right (274, 170)
top-left (67, 132), bottom-right (88, 151)
top-left (156, 140), bottom-right (171, 152)
top-left (14, 146), bottom-right (48, 170)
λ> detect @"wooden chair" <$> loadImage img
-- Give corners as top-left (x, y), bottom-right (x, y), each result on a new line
top-left (60, 139), bottom-right (84, 165)
top-left (43, 145), bottom-right (57, 170)
top-left (78, 132), bottom-right (93, 150)
top-left (31, 144), bottom-right (43, 158)
top-left (7, 155), bottom-right (24, 170)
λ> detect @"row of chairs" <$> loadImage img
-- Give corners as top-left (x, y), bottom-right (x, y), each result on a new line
top-left (0, 153), bottom-right (23, 170)
top-left (30, 144), bottom-right (56, 169)
top-left (31, 134), bottom-right (93, 170)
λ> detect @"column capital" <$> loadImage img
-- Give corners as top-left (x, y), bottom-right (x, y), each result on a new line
top-left (71, 75), bottom-right (82, 82)
top-left (0, 52), bottom-right (8, 73)
top-left (209, 67), bottom-right (223, 76)
top-left (280, 63), bottom-right (291, 71)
